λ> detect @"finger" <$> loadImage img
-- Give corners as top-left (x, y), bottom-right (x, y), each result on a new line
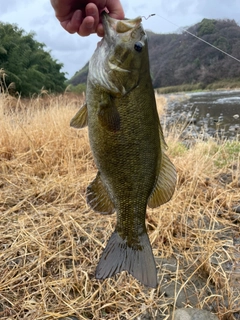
top-left (96, 23), bottom-right (104, 37)
top-left (60, 10), bottom-right (83, 34)
top-left (78, 4), bottom-right (99, 36)
top-left (106, 0), bottom-right (124, 19)
top-left (78, 16), bottom-right (96, 36)
top-left (85, 3), bottom-right (99, 31)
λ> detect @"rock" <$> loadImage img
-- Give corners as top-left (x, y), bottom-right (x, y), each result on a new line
top-left (233, 206), bottom-right (240, 214)
top-left (187, 118), bottom-right (197, 125)
top-left (217, 173), bottom-right (233, 184)
top-left (230, 213), bottom-right (240, 223)
top-left (160, 282), bottom-right (199, 308)
top-left (174, 308), bottom-right (219, 320)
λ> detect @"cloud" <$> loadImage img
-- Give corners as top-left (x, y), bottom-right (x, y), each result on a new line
top-left (31, 22), bottom-right (98, 77)
top-left (0, 0), bottom-right (32, 14)
top-left (195, 0), bottom-right (240, 23)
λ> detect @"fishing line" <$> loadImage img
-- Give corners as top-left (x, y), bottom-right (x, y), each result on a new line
top-left (154, 14), bottom-right (240, 64)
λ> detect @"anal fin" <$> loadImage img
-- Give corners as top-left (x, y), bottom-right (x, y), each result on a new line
top-left (87, 172), bottom-right (115, 214)
top-left (148, 152), bottom-right (177, 208)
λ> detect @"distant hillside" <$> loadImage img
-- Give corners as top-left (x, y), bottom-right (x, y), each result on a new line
top-left (68, 62), bottom-right (88, 86)
top-left (68, 19), bottom-right (240, 90)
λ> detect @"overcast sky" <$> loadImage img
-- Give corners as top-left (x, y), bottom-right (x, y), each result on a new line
top-left (1, 0), bottom-right (239, 79)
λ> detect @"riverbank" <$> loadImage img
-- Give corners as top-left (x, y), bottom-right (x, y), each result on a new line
top-left (159, 89), bottom-right (240, 144)
top-left (156, 79), bottom-right (240, 94)
top-left (0, 94), bottom-right (239, 319)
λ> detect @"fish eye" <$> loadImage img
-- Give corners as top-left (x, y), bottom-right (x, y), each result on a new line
top-left (134, 41), bottom-right (143, 52)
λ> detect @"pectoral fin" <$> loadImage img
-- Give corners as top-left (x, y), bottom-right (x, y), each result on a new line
top-left (87, 172), bottom-right (115, 214)
top-left (148, 152), bottom-right (177, 208)
top-left (70, 103), bottom-right (88, 128)
top-left (98, 102), bottom-right (121, 132)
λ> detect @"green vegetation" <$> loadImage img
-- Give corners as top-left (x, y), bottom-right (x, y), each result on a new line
top-left (167, 141), bottom-right (188, 157)
top-left (157, 78), bottom-right (240, 94)
top-left (214, 140), bottom-right (240, 168)
top-left (157, 83), bottom-right (205, 94)
top-left (197, 18), bottom-right (216, 36)
top-left (0, 22), bottom-right (67, 96)
top-left (67, 83), bottom-right (86, 94)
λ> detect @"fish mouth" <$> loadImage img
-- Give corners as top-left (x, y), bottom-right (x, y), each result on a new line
top-left (101, 11), bottom-right (142, 37)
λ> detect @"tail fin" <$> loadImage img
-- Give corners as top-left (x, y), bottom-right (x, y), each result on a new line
top-left (95, 231), bottom-right (157, 288)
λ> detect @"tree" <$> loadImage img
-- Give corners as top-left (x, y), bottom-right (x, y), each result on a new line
top-left (0, 22), bottom-right (67, 96)
top-left (197, 19), bottom-right (216, 36)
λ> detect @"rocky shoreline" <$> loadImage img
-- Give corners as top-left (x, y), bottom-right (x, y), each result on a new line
top-left (161, 90), bottom-right (240, 145)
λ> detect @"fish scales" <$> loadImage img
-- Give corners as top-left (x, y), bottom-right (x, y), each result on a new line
top-left (70, 13), bottom-right (176, 288)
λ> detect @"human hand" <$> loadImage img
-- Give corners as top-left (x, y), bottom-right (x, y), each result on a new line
top-left (50, 0), bottom-right (124, 37)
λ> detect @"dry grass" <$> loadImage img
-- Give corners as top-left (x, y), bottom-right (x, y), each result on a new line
top-left (0, 92), bottom-right (239, 320)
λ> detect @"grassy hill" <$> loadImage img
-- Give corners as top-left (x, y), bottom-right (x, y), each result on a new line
top-left (68, 18), bottom-right (240, 92)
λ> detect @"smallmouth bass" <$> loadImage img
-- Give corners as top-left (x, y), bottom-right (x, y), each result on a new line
top-left (70, 13), bottom-right (176, 288)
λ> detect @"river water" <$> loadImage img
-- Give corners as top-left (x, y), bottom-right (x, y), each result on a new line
top-left (163, 90), bottom-right (240, 140)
